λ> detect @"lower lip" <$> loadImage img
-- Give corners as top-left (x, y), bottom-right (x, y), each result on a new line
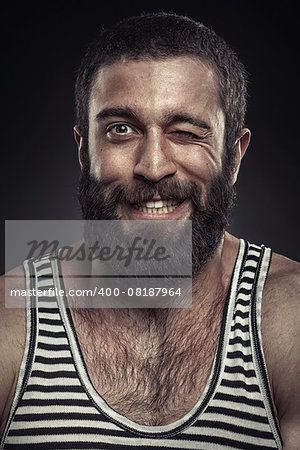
top-left (124, 200), bottom-right (190, 219)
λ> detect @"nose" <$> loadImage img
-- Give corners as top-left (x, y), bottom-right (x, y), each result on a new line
top-left (133, 129), bottom-right (177, 182)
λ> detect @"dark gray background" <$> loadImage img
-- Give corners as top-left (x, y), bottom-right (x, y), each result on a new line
top-left (2, 1), bottom-right (299, 273)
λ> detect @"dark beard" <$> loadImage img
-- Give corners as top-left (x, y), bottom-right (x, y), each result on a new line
top-left (78, 164), bottom-right (235, 275)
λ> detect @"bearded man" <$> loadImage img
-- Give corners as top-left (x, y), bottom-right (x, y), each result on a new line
top-left (1, 12), bottom-right (299, 449)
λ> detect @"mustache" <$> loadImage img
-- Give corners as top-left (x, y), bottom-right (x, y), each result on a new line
top-left (78, 168), bottom-right (235, 272)
top-left (79, 174), bottom-right (205, 213)
top-left (115, 178), bottom-right (202, 205)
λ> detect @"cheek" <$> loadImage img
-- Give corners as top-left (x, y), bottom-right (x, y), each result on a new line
top-left (176, 151), bottom-right (219, 183)
top-left (89, 147), bottom-right (135, 181)
top-left (88, 122), bottom-right (137, 180)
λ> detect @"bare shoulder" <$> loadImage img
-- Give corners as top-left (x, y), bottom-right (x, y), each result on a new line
top-left (262, 252), bottom-right (300, 449)
top-left (265, 251), bottom-right (300, 298)
top-left (262, 252), bottom-right (300, 337)
top-left (0, 266), bottom-right (26, 436)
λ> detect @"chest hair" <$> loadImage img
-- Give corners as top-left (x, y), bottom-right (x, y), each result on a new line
top-left (70, 294), bottom-right (224, 426)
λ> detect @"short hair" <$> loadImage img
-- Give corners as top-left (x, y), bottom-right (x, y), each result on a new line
top-left (75, 12), bottom-right (248, 162)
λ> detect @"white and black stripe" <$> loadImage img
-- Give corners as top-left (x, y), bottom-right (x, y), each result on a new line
top-left (1, 240), bottom-right (282, 449)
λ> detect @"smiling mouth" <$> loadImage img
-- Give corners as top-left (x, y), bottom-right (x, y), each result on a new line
top-left (132, 199), bottom-right (182, 214)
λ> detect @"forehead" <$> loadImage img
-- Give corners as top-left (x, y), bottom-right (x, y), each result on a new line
top-left (89, 56), bottom-right (222, 124)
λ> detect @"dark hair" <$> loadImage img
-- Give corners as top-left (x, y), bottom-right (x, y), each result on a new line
top-left (75, 12), bottom-right (247, 162)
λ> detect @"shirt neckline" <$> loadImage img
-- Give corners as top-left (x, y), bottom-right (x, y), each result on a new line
top-left (51, 239), bottom-right (246, 438)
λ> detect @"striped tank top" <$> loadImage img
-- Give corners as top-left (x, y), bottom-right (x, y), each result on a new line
top-left (1, 239), bottom-right (282, 449)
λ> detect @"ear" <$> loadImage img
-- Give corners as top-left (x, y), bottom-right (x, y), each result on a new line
top-left (74, 125), bottom-right (84, 170)
top-left (231, 128), bottom-right (251, 184)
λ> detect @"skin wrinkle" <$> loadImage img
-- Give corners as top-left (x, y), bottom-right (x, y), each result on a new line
top-left (87, 58), bottom-right (225, 182)
top-left (71, 57), bottom-right (249, 425)
top-left (1, 17), bottom-right (300, 447)
top-left (90, 56), bottom-right (220, 133)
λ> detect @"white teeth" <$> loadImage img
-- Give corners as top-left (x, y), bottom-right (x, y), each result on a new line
top-left (143, 199), bottom-right (178, 208)
top-left (145, 201), bottom-right (155, 208)
top-left (133, 201), bottom-right (180, 214)
top-left (169, 200), bottom-right (178, 206)
top-left (144, 200), bottom-right (178, 208)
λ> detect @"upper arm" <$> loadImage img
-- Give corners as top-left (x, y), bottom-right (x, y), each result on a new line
top-left (0, 286), bottom-right (14, 428)
top-left (0, 270), bottom-right (26, 436)
top-left (262, 254), bottom-right (300, 449)
top-left (274, 293), bottom-right (300, 449)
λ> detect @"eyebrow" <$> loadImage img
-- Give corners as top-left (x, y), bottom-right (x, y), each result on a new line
top-left (95, 107), bottom-right (139, 123)
top-left (95, 107), bottom-right (212, 132)
top-left (163, 113), bottom-right (211, 131)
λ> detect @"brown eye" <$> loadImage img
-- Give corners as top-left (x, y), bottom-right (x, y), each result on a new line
top-left (115, 124), bottom-right (129, 134)
top-left (108, 124), bottom-right (134, 135)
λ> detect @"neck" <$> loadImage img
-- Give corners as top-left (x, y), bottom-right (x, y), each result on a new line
top-left (65, 232), bottom-right (240, 344)
top-left (90, 232), bottom-right (239, 332)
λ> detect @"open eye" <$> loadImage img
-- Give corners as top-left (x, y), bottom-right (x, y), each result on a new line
top-left (107, 124), bottom-right (134, 135)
